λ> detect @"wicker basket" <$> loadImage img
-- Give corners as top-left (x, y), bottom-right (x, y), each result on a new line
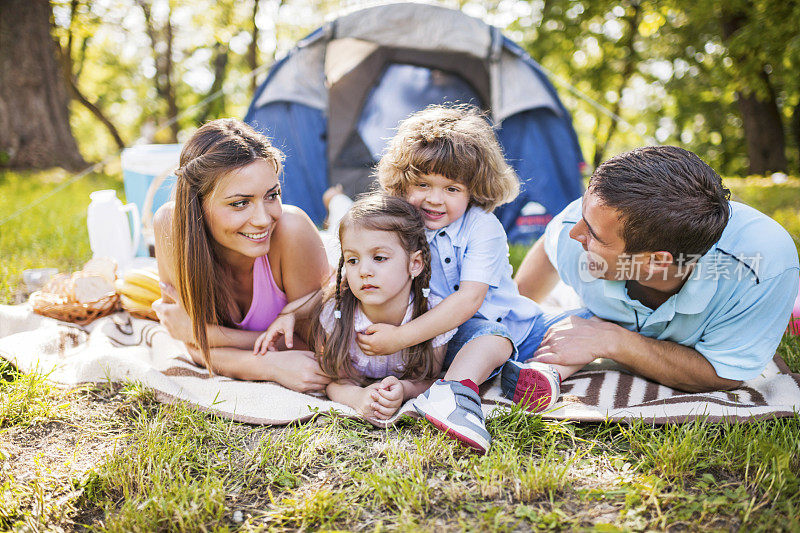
top-left (127, 307), bottom-right (159, 321)
top-left (30, 274), bottom-right (120, 325)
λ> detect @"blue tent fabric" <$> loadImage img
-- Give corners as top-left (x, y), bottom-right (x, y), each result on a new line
top-left (495, 108), bottom-right (584, 243)
top-left (246, 102), bottom-right (329, 223)
top-left (244, 10), bottom-right (584, 243)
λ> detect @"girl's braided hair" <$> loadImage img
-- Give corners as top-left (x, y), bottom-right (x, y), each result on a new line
top-left (307, 194), bottom-right (436, 384)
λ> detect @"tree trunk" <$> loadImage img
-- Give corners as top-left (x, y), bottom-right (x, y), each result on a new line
top-left (721, 9), bottom-right (787, 174)
top-left (735, 72), bottom-right (788, 174)
top-left (0, 0), bottom-right (85, 169)
top-left (164, 17), bottom-right (178, 141)
top-left (57, 0), bottom-right (125, 150)
top-left (67, 78), bottom-right (126, 150)
top-left (593, 2), bottom-right (641, 167)
top-left (196, 43), bottom-right (229, 124)
top-left (137, 0), bottom-right (179, 142)
top-left (790, 101), bottom-right (800, 175)
top-left (248, 0), bottom-right (261, 95)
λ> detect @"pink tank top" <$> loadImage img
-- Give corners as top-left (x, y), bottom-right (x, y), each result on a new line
top-left (233, 255), bottom-right (288, 331)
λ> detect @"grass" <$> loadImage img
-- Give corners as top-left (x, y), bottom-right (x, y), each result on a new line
top-left (0, 167), bottom-right (122, 303)
top-left (725, 176), bottom-right (800, 255)
top-left (0, 168), bottom-right (799, 530)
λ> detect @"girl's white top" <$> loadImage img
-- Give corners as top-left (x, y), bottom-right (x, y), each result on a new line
top-left (319, 294), bottom-right (456, 379)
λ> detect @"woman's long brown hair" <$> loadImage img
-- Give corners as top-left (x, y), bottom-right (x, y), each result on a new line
top-left (171, 119), bottom-right (283, 369)
top-left (307, 194), bottom-right (436, 384)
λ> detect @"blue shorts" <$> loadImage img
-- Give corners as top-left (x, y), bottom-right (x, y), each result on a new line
top-left (443, 308), bottom-right (593, 378)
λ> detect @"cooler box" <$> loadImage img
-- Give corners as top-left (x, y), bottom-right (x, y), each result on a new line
top-left (121, 144), bottom-right (182, 256)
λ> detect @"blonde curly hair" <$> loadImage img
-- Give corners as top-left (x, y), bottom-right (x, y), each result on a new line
top-left (377, 104), bottom-right (519, 211)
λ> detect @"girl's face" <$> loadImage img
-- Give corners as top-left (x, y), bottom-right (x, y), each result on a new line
top-left (341, 225), bottom-right (423, 312)
top-left (406, 173), bottom-right (471, 230)
top-left (203, 159), bottom-right (282, 265)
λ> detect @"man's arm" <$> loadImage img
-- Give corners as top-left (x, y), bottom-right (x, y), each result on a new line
top-left (533, 316), bottom-right (742, 392)
top-left (611, 326), bottom-right (742, 392)
top-left (514, 238), bottom-right (561, 303)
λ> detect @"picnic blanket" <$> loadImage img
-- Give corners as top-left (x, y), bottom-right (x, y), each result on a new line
top-left (1, 303), bottom-right (798, 425)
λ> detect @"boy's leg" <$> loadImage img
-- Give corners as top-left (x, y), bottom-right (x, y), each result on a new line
top-left (413, 318), bottom-right (514, 454)
top-left (501, 308), bottom-right (592, 412)
top-left (442, 334), bottom-right (513, 384)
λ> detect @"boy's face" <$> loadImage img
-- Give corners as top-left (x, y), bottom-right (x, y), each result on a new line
top-left (405, 173), bottom-right (470, 231)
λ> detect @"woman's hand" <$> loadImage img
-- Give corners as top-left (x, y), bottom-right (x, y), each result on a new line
top-left (152, 283), bottom-right (194, 344)
top-left (254, 313), bottom-right (296, 355)
top-left (269, 350), bottom-right (330, 393)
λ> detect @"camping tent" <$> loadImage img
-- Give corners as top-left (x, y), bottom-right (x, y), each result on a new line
top-left (244, 3), bottom-right (584, 243)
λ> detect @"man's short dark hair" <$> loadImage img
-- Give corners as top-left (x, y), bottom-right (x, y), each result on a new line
top-left (589, 146), bottom-right (731, 259)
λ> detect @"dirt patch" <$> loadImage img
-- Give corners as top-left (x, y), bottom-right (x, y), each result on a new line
top-left (0, 383), bottom-right (133, 529)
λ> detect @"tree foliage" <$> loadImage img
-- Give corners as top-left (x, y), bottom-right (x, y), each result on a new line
top-left (31, 0), bottom-right (800, 175)
top-left (504, 0), bottom-right (800, 175)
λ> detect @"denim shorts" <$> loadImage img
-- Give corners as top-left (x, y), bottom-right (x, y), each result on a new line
top-left (513, 308), bottom-right (594, 363)
top-left (443, 308), bottom-right (594, 378)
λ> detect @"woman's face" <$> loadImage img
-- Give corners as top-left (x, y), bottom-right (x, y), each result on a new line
top-left (203, 159), bottom-right (282, 264)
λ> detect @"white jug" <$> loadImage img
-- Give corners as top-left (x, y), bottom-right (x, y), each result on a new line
top-left (87, 190), bottom-right (140, 271)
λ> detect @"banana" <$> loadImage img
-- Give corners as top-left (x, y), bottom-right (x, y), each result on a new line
top-left (115, 278), bottom-right (161, 303)
top-left (123, 269), bottom-right (161, 293)
top-left (120, 294), bottom-right (154, 313)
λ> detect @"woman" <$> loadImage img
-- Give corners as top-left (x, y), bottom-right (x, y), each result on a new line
top-left (152, 119), bottom-right (331, 393)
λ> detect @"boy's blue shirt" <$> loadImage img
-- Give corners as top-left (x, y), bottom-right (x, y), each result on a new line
top-left (426, 206), bottom-right (543, 346)
top-left (544, 199), bottom-right (800, 381)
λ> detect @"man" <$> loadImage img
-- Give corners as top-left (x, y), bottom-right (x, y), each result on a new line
top-left (514, 146), bottom-right (799, 392)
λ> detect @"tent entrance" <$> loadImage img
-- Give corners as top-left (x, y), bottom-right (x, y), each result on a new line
top-left (327, 45), bottom-right (488, 197)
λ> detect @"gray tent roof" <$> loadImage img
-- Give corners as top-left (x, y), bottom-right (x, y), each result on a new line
top-left (254, 2), bottom-right (560, 122)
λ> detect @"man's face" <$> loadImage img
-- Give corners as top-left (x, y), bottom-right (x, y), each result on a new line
top-left (569, 190), bottom-right (641, 281)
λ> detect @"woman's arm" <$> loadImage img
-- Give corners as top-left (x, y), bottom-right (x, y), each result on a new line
top-left (153, 204), bottom-right (263, 349)
top-left (326, 380), bottom-right (379, 418)
top-left (155, 282), bottom-right (263, 349)
top-left (185, 344), bottom-right (331, 393)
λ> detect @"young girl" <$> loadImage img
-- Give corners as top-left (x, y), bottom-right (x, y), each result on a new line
top-left (255, 194), bottom-right (455, 421)
top-left (357, 104), bottom-right (572, 453)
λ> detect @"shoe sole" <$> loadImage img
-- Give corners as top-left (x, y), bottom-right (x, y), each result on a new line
top-left (422, 413), bottom-right (489, 454)
top-left (504, 364), bottom-right (558, 413)
top-left (413, 398), bottom-right (490, 454)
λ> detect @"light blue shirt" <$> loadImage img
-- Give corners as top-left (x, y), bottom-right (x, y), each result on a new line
top-left (427, 206), bottom-right (542, 346)
top-left (544, 199), bottom-right (800, 381)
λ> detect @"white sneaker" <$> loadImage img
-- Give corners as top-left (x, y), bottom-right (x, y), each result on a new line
top-left (500, 360), bottom-right (561, 412)
top-left (413, 380), bottom-right (490, 454)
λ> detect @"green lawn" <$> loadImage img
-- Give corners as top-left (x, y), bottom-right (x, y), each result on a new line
top-left (1, 169), bottom-right (799, 531)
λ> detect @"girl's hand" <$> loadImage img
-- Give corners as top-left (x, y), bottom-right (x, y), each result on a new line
top-left (368, 376), bottom-right (404, 420)
top-left (356, 324), bottom-right (407, 356)
top-left (354, 382), bottom-right (393, 420)
top-left (152, 283), bottom-right (193, 344)
top-left (254, 313), bottom-right (296, 355)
